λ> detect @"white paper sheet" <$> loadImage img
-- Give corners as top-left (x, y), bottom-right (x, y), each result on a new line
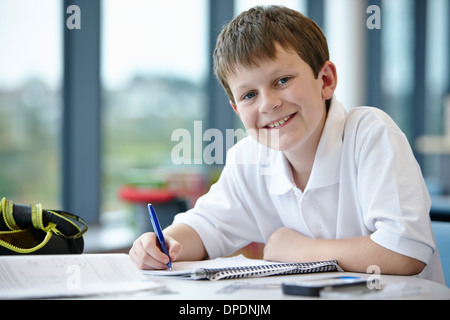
top-left (0, 254), bottom-right (162, 299)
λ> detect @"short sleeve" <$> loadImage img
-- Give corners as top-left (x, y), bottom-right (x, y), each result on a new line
top-left (354, 109), bottom-right (435, 264)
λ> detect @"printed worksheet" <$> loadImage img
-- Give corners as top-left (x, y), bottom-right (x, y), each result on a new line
top-left (0, 254), bottom-right (162, 299)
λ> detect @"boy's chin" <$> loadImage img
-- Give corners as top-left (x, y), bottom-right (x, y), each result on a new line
top-left (250, 129), bottom-right (282, 150)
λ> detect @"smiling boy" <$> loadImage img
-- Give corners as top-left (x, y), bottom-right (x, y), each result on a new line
top-left (130, 5), bottom-right (444, 284)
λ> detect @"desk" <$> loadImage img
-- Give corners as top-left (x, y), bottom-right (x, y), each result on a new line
top-left (117, 272), bottom-right (450, 300)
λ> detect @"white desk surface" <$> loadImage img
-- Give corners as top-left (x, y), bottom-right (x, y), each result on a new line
top-left (116, 271), bottom-right (449, 300)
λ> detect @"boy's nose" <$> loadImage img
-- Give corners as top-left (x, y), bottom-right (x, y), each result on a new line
top-left (259, 91), bottom-right (281, 113)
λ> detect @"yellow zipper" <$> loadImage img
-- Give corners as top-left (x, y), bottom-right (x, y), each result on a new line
top-left (0, 228), bottom-right (53, 253)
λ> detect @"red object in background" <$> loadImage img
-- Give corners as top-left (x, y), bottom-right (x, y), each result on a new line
top-left (118, 185), bottom-right (177, 204)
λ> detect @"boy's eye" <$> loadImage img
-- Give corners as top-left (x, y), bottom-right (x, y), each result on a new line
top-left (277, 77), bottom-right (290, 85)
top-left (243, 91), bottom-right (257, 100)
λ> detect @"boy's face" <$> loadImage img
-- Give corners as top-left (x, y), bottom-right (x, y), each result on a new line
top-left (228, 44), bottom-right (335, 154)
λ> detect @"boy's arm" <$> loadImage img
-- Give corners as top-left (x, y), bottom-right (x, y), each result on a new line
top-left (264, 227), bottom-right (425, 276)
top-left (164, 223), bottom-right (208, 261)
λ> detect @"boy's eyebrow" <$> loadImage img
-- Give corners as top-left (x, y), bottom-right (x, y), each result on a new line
top-left (230, 82), bottom-right (253, 95)
top-left (231, 68), bottom-right (288, 91)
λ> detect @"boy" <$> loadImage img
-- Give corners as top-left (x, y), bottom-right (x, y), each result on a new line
top-left (130, 5), bottom-right (444, 284)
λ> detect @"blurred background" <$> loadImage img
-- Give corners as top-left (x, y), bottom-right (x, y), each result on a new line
top-left (0, 0), bottom-right (449, 255)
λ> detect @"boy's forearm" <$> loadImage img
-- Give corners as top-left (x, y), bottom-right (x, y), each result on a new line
top-left (164, 223), bottom-right (208, 261)
top-left (303, 235), bottom-right (425, 276)
top-left (264, 228), bottom-right (425, 276)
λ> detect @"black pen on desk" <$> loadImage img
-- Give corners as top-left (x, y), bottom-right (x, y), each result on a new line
top-left (147, 203), bottom-right (172, 270)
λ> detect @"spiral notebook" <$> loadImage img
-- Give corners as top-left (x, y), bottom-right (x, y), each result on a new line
top-left (143, 255), bottom-right (341, 280)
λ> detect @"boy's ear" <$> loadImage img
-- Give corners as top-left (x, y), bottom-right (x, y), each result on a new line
top-left (230, 101), bottom-right (240, 117)
top-left (320, 61), bottom-right (338, 100)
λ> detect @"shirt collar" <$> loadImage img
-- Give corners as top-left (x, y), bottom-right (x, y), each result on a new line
top-left (269, 96), bottom-right (346, 195)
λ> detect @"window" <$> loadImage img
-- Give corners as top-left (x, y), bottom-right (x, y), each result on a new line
top-left (325, 0), bottom-right (367, 109)
top-left (419, 0), bottom-right (450, 192)
top-left (380, 0), bottom-right (415, 137)
top-left (3, 0), bottom-right (447, 232)
top-left (425, 0), bottom-right (449, 138)
top-left (0, 0), bottom-right (62, 207)
top-left (101, 0), bottom-right (209, 215)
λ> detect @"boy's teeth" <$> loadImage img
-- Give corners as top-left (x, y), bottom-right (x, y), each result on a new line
top-left (268, 115), bottom-right (291, 128)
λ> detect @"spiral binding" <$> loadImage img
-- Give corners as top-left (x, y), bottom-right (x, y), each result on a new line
top-left (194, 260), bottom-right (340, 281)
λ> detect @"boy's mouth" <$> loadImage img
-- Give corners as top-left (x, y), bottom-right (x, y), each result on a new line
top-left (264, 113), bottom-right (296, 129)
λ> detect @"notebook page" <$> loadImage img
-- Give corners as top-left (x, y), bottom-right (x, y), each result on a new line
top-left (142, 255), bottom-right (288, 277)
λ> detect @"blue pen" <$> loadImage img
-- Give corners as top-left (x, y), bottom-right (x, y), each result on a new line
top-left (147, 203), bottom-right (172, 270)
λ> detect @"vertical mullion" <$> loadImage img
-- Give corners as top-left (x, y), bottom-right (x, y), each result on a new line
top-left (207, 0), bottom-right (235, 164)
top-left (307, 0), bottom-right (324, 30)
top-left (62, 0), bottom-right (101, 223)
top-left (365, 0), bottom-right (381, 109)
top-left (413, 0), bottom-right (427, 166)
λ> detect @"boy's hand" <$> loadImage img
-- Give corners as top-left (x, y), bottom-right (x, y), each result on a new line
top-left (129, 232), bottom-right (182, 270)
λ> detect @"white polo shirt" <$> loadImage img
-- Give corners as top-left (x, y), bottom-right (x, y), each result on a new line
top-left (173, 97), bottom-right (445, 284)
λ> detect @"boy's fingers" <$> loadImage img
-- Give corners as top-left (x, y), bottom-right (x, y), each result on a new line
top-left (141, 232), bottom-right (171, 263)
top-left (167, 237), bottom-right (182, 261)
top-left (130, 233), bottom-right (170, 270)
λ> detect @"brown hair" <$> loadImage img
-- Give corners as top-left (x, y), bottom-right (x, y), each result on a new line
top-left (213, 5), bottom-right (330, 104)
